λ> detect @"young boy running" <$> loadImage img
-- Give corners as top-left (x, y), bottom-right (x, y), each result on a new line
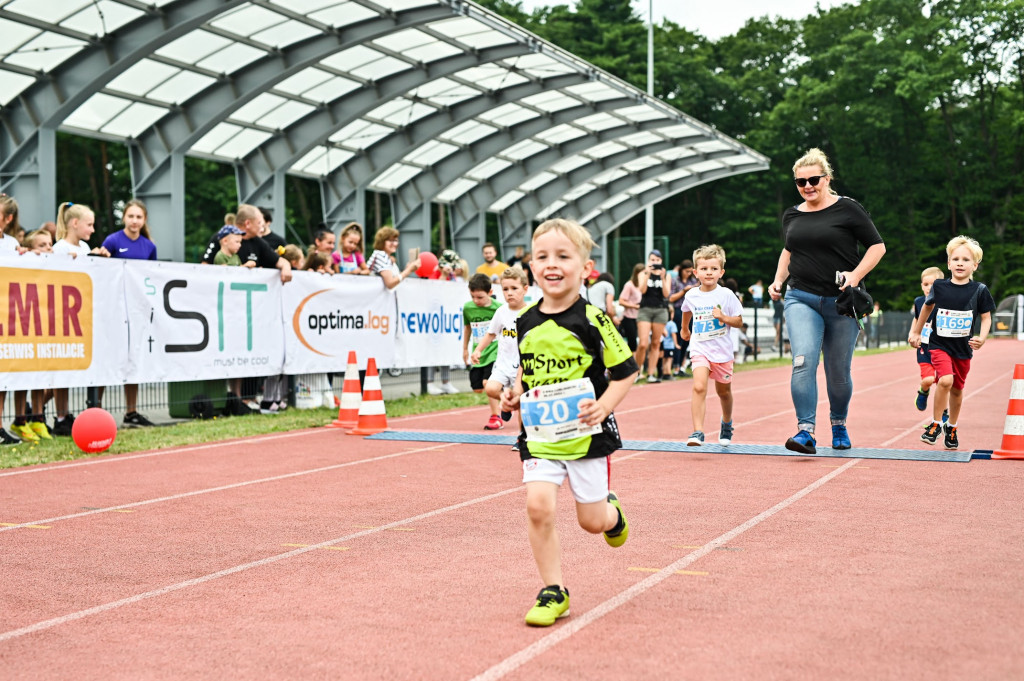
top-left (501, 218), bottom-right (639, 627)
top-left (909, 236), bottom-right (994, 449)
top-left (471, 267), bottom-right (529, 441)
top-left (680, 244), bottom-right (744, 446)
top-left (463, 273), bottom-right (503, 429)
top-left (913, 267), bottom-right (945, 415)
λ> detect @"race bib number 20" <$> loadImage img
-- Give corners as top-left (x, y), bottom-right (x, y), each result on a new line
top-left (520, 378), bottom-right (602, 443)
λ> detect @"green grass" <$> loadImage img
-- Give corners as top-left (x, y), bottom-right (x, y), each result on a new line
top-left (0, 392), bottom-right (488, 470)
top-left (0, 345), bottom-right (910, 470)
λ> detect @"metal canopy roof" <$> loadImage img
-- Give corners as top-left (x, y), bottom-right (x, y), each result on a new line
top-left (0, 0), bottom-right (769, 263)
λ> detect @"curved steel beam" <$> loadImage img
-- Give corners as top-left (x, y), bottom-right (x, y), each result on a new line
top-left (130, 3), bottom-right (457, 191)
top-left (235, 42), bottom-right (534, 204)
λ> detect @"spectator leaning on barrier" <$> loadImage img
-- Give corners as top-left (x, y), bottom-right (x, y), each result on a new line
top-left (335, 222), bottom-right (369, 275)
top-left (475, 242), bottom-right (507, 282)
top-left (367, 227), bottom-right (418, 289)
top-left (214, 225), bottom-right (247, 266)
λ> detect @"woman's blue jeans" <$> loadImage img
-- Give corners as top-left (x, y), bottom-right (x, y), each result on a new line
top-left (783, 288), bottom-right (860, 432)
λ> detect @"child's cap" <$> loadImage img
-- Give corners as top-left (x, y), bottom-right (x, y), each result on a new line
top-left (217, 225), bottom-right (244, 240)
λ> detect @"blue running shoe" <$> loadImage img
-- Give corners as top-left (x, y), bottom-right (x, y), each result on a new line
top-left (785, 430), bottom-right (816, 454)
top-left (831, 425), bottom-right (851, 450)
top-left (915, 389), bottom-right (928, 411)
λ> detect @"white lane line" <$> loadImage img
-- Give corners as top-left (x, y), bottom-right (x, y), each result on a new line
top-left (467, 458), bottom-right (861, 681)
top-left (0, 450), bottom-right (648, 643)
top-left (876, 373), bottom-right (1009, 448)
top-left (0, 443), bottom-right (457, 533)
top-left (0, 430), bottom-right (331, 479)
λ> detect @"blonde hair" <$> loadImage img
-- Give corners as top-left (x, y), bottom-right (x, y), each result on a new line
top-left (282, 244), bottom-right (304, 267)
top-left (56, 202), bottom-right (94, 241)
top-left (793, 147), bottom-right (838, 196)
top-left (372, 226), bottom-right (399, 251)
top-left (303, 251), bottom-right (331, 272)
top-left (25, 229), bottom-right (51, 250)
top-left (532, 218), bottom-right (596, 261)
top-left (500, 266), bottom-right (528, 287)
top-left (920, 266), bottom-right (944, 281)
top-left (224, 213), bottom-right (236, 226)
top-left (946, 235), bottom-right (983, 263)
top-left (692, 243), bottom-right (727, 268)
top-left (123, 198), bottom-right (152, 240)
top-left (0, 195), bottom-right (21, 236)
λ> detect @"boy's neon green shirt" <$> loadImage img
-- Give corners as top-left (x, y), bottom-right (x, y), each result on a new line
top-left (517, 297), bottom-right (638, 460)
top-left (464, 298), bottom-right (502, 367)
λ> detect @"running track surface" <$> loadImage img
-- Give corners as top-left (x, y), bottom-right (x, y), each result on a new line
top-left (1, 342), bottom-right (1021, 680)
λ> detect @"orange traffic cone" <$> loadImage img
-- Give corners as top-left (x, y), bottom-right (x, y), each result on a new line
top-left (347, 357), bottom-right (388, 436)
top-left (993, 363), bottom-right (1024, 460)
top-left (326, 351), bottom-right (361, 428)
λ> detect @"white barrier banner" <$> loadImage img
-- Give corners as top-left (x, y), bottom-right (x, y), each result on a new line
top-left (0, 256), bottom-right (127, 390)
top-left (282, 271), bottom-right (396, 373)
top-left (394, 279), bottom-right (468, 368)
top-left (123, 261), bottom-right (284, 382)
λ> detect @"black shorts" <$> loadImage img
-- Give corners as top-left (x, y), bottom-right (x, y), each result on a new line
top-left (469, 363), bottom-right (494, 391)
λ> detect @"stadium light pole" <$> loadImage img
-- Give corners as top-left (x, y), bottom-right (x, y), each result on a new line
top-left (644, 0), bottom-right (655, 259)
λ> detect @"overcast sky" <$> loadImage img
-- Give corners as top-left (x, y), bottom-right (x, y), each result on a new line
top-left (517, 0), bottom-right (855, 40)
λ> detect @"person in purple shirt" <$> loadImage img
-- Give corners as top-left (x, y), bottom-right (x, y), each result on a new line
top-left (99, 199), bottom-right (158, 427)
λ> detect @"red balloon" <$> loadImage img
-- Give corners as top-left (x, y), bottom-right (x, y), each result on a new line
top-left (416, 251), bottom-right (438, 278)
top-left (72, 408), bottom-right (118, 453)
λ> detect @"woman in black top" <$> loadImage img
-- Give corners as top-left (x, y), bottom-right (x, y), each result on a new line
top-left (635, 249), bottom-right (672, 383)
top-left (768, 148), bottom-right (886, 454)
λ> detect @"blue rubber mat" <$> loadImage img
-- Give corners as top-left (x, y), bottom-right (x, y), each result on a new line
top-left (365, 431), bottom-right (974, 462)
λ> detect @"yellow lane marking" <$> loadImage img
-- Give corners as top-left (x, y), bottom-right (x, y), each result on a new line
top-left (0, 522), bottom-right (50, 529)
top-left (629, 567), bottom-right (708, 576)
top-left (282, 544), bottom-right (350, 552)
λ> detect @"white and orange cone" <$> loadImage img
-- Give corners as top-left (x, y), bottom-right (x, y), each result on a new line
top-left (993, 363), bottom-right (1024, 460)
top-left (326, 351), bottom-right (361, 429)
top-left (347, 357), bottom-right (388, 436)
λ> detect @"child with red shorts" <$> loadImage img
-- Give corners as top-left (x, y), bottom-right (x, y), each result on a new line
top-left (681, 244), bottom-right (744, 446)
top-left (909, 236), bottom-right (994, 450)
top-left (913, 266), bottom-right (945, 419)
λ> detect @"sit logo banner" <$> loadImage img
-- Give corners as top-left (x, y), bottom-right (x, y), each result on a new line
top-left (0, 259), bottom-right (127, 390)
top-left (123, 261), bottom-right (285, 382)
top-left (282, 270), bottom-right (396, 374)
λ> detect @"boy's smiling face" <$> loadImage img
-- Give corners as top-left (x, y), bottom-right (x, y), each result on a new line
top-left (530, 229), bottom-right (591, 302)
top-left (948, 245), bottom-right (978, 283)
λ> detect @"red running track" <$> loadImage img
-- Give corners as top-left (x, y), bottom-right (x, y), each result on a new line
top-left (0, 342), bottom-right (1021, 680)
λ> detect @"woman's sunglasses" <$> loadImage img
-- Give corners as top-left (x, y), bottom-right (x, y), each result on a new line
top-left (794, 175), bottom-right (826, 188)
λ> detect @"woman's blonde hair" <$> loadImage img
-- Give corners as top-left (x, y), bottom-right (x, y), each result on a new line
top-left (123, 198), bottom-right (152, 240)
top-left (532, 218), bottom-right (596, 261)
top-left (373, 226), bottom-right (399, 251)
top-left (0, 195), bottom-right (21, 236)
top-left (946, 235), bottom-right (983, 264)
top-left (793, 147), bottom-right (838, 196)
top-left (56, 202), bottom-right (94, 241)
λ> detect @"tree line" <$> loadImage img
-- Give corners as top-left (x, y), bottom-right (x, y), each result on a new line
top-left (478, 0), bottom-right (1023, 309)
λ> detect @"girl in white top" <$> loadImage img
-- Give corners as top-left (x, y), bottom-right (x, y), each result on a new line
top-left (53, 202), bottom-right (110, 258)
top-left (470, 267), bottom-right (529, 430)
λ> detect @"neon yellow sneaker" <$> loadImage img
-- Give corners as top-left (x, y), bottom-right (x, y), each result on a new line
top-left (9, 423), bottom-right (40, 443)
top-left (604, 491), bottom-right (629, 547)
top-left (29, 421), bottom-right (53, 440)
top-left (524, 586), bottom-right (570, 626)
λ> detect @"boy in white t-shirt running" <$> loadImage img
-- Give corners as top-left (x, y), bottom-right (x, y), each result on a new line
top-left (681, 244), bottom-right (744, 446)
top-left (471, 267), bottom-right (529, 441)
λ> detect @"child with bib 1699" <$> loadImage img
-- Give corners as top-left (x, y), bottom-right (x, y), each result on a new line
top-left (680, 244), bottom-right (744, 446)
top-left (909, 236), bottom-right (994, 450)
top-left (500, 218), bottom-right (639, 628)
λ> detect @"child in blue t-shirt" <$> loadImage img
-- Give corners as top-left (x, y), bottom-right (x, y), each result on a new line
top-left (660, 309), bottom-right (678, 380)
top-left (913, 267), bottom-right (944, 415)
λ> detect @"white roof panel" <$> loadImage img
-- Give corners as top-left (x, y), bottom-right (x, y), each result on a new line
top-left (373, 163), bottom-right (424, 191)
top-left (196, 43), bottom-right (265, 74)
top-left (65, 1), bottom-right (143, 34)
top-left (102, 102), bottom-right (167, 138)
top-left (4, 32), bottom-right (86, 72)
top-left (63, 93), bottom-right (130, 131)
top-left (155, 31), bottom-right (231, 66)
